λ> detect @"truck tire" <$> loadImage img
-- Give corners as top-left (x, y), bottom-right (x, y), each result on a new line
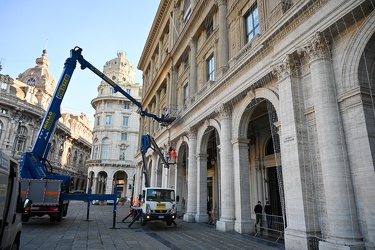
top-left (141, 214), bottom-right (147, 226)
top-left (63, 204), bottom-right (68, 217)
top-left (56, 205), bottom-right (63, 222)
top-left (21, 214), bottom-right (30, 222)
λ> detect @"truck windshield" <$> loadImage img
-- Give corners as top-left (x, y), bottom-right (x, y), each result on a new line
top-left (146, 189), bottom-right (175, 202)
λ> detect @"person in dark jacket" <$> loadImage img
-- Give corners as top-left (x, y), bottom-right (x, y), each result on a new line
top-left (264, 201), bottom-right (272, 229)
top-left (254, 201), bottom-right (262, 229)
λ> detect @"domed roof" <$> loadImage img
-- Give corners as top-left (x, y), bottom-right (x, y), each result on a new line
top-left (17, 49), bottom-right (56, 95)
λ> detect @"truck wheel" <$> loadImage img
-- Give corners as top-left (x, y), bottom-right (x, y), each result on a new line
top-left (56, 208), bottom-right (63, 222)
top-left (21, 214), bottom-right (30, 222)
top-left (50, 216), bottom-right (56, 222)
top-left (63, 204), bottom-right (69, 217)
top-left (141, 214), bottom-right (147, 226)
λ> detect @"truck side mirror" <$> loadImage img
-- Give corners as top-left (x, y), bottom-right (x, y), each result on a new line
top-left (176, 195), bottom-right (180, 203)
top-left (22, 198), bottom-right (32, 213)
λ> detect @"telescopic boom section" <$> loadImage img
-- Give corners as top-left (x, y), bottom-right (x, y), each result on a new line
top-left (73, 47), bottom-right (176, 124)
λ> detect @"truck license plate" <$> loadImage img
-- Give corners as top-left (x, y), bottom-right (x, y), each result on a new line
top-left (158, 216), bottom-right (164, 219)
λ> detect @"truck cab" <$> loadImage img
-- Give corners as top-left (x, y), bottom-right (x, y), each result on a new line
top-left (139, 187), bottom-right (179, 226)
top-left (0, 151), bottom-right (23, 249)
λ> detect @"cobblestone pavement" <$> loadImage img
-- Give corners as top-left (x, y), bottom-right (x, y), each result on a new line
top-left (20, 201), bottom-right (285, 250)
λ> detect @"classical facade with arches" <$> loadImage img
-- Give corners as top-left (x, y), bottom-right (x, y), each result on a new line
top-left (136, 1), bottom-right (375, 249)
top-left (85, 52), bottom-right (141, 199)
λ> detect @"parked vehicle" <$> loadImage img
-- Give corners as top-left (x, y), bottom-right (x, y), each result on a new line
top-left (139, 187), bottom-right (179, 226)
top-left (0, 150), bottom-right (24, 249)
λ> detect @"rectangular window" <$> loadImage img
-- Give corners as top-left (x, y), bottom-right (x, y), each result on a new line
top-left (183, 84), bottom-right (189, 103)
top-left (110, 88), bottom-right (115, 94)
top-left (122, 116), bottom-right (129, 126)
top-left (96, 116), bottom-right (100, 126)
top-left (105, 115), bottom-right (112, 125)
top-left (184, 55), bottom-right (189, 69)
top-left (207, 54), bottom-right (215, 81)
top-left (1, 82), bottom-right (7, 90)
top-left (206, 19), bottom-right (213, 38)
top-left (126, 89), bottom-right (131, 95)
top-left (124, 103), bottom-right (130, 109)
top-left (121, 132), bottom-right (127, 140)
top-left (183, 0), bottom-right (191, 24)
top-left (101, 145), bottom-right (109, 159)
top-left (245, 4), bottom-right (260, 43)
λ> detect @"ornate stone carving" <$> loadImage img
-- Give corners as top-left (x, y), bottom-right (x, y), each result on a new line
top-left (216, 103), bottom-right (232, 119)
top-left (272, 54), bottom-right (297, 81)
top-left (187, 127), bottom-right (197, 138)
top-left (297, 32), bottom-right (331, 64)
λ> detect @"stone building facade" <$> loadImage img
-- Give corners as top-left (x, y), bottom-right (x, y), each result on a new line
top-left (136, 0), bottom-right (375, 249)
top-left (86, 52), bottom-right (141, 199)
top-left (0, 50), bottom-right (92, 190)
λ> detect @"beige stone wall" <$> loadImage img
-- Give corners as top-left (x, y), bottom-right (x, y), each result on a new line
top-left (138, 0), bottom-right (375, 249)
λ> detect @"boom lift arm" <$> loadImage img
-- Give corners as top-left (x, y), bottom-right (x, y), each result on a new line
top-left (140, 134), bottom-right (172, 187)
top-left (20, 47), bottom-right (175, 182)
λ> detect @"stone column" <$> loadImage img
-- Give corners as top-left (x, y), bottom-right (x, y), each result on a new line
top-left (195, 153), bottom-right (209, 222)
top-left (155, 93), bottom-right (160, 130)
top-left (150, 153), bottom-right (158, 187)
top-left (184, 128), bottom-right (197, 222)
top-left (93, 176), bottom-right (98, 194)
top-left (169, 66), bottom-right (178, 113)
top-left (233, 138), bottom-right (252, 234)
top-left (273, 54), bottom-right (318, 249)
top-left (217, 0), bottom-right (229, 76)
top-left (189, 36), bottom-right (197, 103)
top-left (106, 177), bottom-right (114, 195)
top-left (298, 32), bottom-right (362, 248)
top-left (158, 39), bottom-right (162, 68)
top-left (216, 104), bottom-right (235, 231)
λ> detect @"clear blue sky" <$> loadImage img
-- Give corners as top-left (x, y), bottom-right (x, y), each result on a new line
top-left (0, 0), bottom-right (160, 120)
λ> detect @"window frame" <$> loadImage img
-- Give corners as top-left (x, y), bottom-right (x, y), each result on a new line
top-left (207, 54), bottom-right (215, 81)
top-left (245, 3), bottom-right (260, 43)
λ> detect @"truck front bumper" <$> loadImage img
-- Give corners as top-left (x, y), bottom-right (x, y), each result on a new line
top-left (144, 213), bottom-right (177, 221)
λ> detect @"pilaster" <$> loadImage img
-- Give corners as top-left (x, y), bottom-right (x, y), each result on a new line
top-left (189, 36), bottom-right (198, 103)
top-left (217, 0), bottom-right (229, 76)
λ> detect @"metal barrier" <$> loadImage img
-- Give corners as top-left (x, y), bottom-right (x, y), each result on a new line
top-left (255, 213), bottom-right (284, 243)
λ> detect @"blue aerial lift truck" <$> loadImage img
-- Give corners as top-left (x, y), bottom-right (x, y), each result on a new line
top-left (20, 47), bottom-right (175, 223)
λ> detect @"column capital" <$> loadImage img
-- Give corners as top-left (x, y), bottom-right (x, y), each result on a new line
top-left (216, 103), bottom-right (232, 119)
top-left (297, 32), bottom-right (331, 64)
top-left (189, 35), bottom-right (198, 46)
top-left (187, 127), bottom-right (197, 138)
top-left (272, 54), bottom-right (298, 81)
